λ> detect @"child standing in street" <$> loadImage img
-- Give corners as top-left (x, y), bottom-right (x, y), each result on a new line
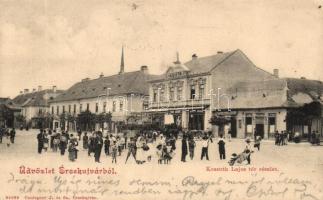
top-left (254, 135), bottom-right (262, 151)
top-left (111, 141), bottom-right (117, 164)
top-left (201, 135), bottom-right (210, 160)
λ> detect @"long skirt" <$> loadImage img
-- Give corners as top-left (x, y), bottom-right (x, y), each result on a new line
top-left (136, 148), bottom-right (145, 161)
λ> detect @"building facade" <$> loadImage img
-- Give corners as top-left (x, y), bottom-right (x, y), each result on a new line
top-left (12, 86), bottom-right (63, 128)
top-left (148, 49), bottom-right (323, 139)
top-left (49, 49), bottom-right (159, 132)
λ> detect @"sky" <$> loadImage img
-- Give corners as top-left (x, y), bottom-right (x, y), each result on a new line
top-left (0, 0), bottom-right (322, 98)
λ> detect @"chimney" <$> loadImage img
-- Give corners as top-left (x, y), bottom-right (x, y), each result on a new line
top-left (173, 52), bottom-right (181, 64)
top-left (32, 88), bottom-right (36, 92)
top-left (273, 69), bottom-right (279, 78)
top-left (52, 86), bottom-right (57, 93)
top-left (192, 54), bottom-right (198, 60)
top-left (141, 65), bottom-right (148, 74)
top-left (99, 73), bottom-right (104, 78)
top-left (24, 89), bottom-right (29, 94)
top-left (38, 85), bottom-right (42, 91)
top-left (82, 78), bottom-right (90, 82)
top-left (217, 51), bottom-right (223, 54)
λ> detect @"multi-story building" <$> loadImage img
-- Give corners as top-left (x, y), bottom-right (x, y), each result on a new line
top-left (49, 48), bottom-right (159, 132)
top-left (12, 86), bottom-right (63, 128)
top-left (148, 49), bottom-right (323, 139)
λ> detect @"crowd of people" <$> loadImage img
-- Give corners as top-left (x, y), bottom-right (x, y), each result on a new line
top-left (1, 125), bottom-right (320, 165)
top-left (33, 128), bottom-right (265, 166)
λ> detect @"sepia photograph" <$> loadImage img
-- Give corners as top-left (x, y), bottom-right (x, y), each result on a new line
top-left (0, 0), bottom-right (322, 200)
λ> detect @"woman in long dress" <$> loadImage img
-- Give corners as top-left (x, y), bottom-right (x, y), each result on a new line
top-left (136, 136), bottom-right (145, 164)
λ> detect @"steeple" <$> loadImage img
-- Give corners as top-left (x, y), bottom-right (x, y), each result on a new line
top-left (174, 51), bottom-right (181, 65)
top-left (119, 45), bottom-right (125, 74)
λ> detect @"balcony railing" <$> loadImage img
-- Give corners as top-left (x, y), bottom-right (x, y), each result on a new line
top-left (149, 98), bottom-right (211, 109)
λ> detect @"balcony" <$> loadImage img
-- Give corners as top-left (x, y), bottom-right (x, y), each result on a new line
top-left (149, 98), bottom-right (211, 110)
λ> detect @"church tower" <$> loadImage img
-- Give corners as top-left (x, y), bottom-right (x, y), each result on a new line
top-left (119, 46), bottom-right (125, 74)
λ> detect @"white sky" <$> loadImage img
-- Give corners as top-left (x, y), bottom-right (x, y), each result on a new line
top-left (0, 0), bottom-right (322, 98)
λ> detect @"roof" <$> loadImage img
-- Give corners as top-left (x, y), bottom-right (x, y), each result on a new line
top-left (151, 49), bottom-right (274, 82)
top-left (12, 89), bottom-right (64, 107)
top-left (52, 70), bottom-right (160, 103)
top-left (0, 98), bottom-right (21, 111)
top-left (0, 98), bottom-right (11, 104)
top-left (184, 50), bottom-right (236, 74)
top-left (225, 79), bottom-right (288, 109)
top-left (222, 78), bottom-right (323, 110)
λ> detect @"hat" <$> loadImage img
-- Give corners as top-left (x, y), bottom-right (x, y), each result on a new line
top-left (245, 138), bottom-right (251, 143)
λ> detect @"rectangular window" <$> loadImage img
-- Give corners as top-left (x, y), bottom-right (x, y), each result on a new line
top-left (39, 109), bottom-right (42, 114)
top-left (56, 106), bottom-right (59, 115)
top-left (160, 89), bottom-right (165, 102)
top-left (103, 102), bottom-right (107, 113)
top-left (62, 106), bottom-right (65, 113)
top-left (73, 104), bottom-right (76, 114)
top-left (190, 85), bottom-right (196, 99)
top-left (112, 101), bottom-right (116, 112)
top-left (51, 106), bottom-right (54, 115)
top-left (80, 104), bottom-right (82, 112)
top-left (143, 102), bottom-right (148, 110)
top-left (95, 103), bottom-right (99, 113)
top-left (246, 116), bottom-right (252, 125)
top-left (153, 91), bottom-right (158, 102)
top-left (245, 114), bottom-right (253, 133)
top-left (120, 101), bottom-right (123, 111)
top-left (169, 87), bottom-right (174, 101)
top-left (177, 87), bottom-right (182, 100)
top-left (199, 84), bottom-right (205, 99)
top-left (68, 105), bottom-right (71, 113)
top-left (268, 113), bottom-right (276, 136)
top-left (86, 103), bottom-right (90, 111)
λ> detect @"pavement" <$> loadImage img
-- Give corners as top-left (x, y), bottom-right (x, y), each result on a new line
top-left (0, 129), bottom-right (322, 200)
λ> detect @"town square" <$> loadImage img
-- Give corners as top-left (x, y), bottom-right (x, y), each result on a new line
top-left (0, 0), bottom-right (322, 199)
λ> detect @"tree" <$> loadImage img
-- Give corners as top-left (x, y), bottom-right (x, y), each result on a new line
top-left (66, 113), bottom-right (76, 131)
top-left (286, 101), bottom-right (322, 135)
top-left (77, 111), bottom-right (96, 131)
top-left (209, 115), bottom-right (231, 135)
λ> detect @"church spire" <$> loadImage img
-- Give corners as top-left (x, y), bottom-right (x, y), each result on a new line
top-left (119, 45), bottom-right (125, 74)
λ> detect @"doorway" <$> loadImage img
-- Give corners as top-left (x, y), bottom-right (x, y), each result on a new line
top-left (255, 124), bottom-right (264, 139)
top-left (230, 117), bottom-right (237, 138)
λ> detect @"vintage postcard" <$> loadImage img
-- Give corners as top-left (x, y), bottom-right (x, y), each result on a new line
top-left (0, 0), bottom-right (322, 200)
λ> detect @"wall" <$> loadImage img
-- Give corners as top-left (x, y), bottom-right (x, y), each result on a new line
top-left (233, 108), bottom-right (287, 139)
top-left (22, 106), bottom-right (49, 122)
top-left (210, 50), bottom-right (277, 109)
top-left (49, 94), bottom-right (147, 122)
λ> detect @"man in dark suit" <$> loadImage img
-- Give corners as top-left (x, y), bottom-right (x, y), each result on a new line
top-left (181, 135), bottom-right (188, 162)
top-left (94, 133), bottom-right (103, 163)
top-left (37, 130), bottom-right (44, 154)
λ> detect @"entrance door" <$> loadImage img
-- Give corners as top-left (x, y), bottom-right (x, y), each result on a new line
top-left (189, 112), bottom-right (204, 130)
top-left (255, 124), bottom-right (264, 138)
top-left (230, 117), bottom-right (237, 138)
